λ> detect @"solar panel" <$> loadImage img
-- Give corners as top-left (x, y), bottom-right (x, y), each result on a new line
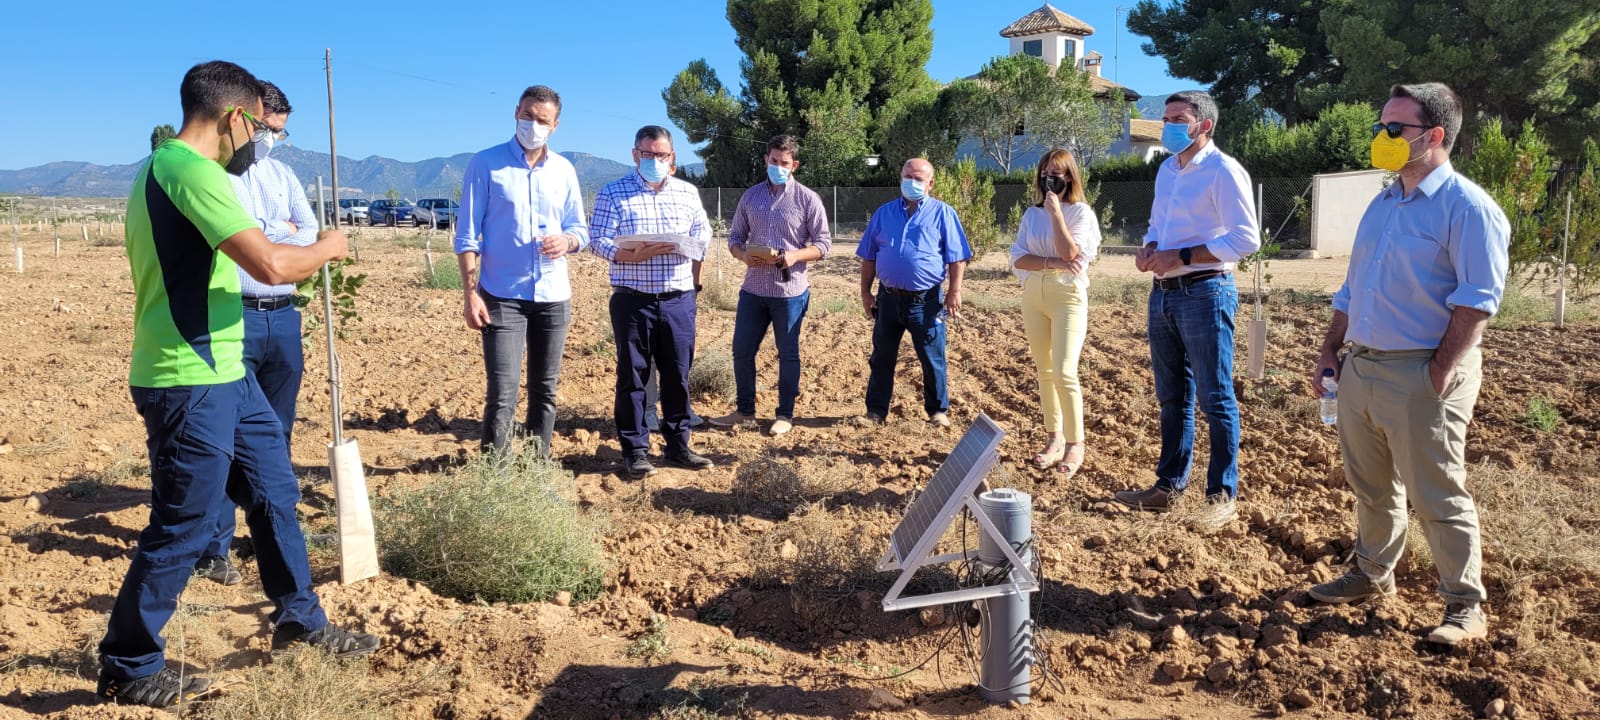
top-left (877, 413), bottom-right (1038, 611)
top-left (887, 414), bottom-right (1004, 566)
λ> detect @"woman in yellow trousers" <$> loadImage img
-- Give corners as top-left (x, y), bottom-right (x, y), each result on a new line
top-left (1008, 148), bottom-right (1099, 478)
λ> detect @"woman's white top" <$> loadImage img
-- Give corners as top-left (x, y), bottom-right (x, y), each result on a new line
top-left (1009, 202), bottom-right (1101, 287)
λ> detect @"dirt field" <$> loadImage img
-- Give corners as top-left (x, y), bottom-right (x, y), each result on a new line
top-left (1, 225), bottom-right (1597, 719)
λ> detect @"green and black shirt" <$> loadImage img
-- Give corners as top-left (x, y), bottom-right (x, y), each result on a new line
top-left (126, 139), bottom-right (258, 388)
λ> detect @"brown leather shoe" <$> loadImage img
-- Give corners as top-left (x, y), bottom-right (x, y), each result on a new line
top-left (1113, 486), bottom-right (1177, 512)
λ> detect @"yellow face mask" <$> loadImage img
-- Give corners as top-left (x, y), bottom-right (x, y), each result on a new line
top-left (1370, 129), bottom-right (1426, 172)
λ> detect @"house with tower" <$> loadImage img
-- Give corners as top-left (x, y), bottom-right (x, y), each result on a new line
top-left (961, 3), bottom-right (1164, 169)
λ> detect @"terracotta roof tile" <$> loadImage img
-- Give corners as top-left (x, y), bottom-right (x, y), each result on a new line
top-left (1001, 3), bottom-right (1095, 38)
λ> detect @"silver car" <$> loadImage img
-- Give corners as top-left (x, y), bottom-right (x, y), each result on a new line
top-left (415, 198), bottom-right (458, 229)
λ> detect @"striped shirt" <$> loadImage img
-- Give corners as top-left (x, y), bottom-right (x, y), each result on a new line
top-left (230, 156), bottom-right (317, 298)
top-left (728, 180), bottom-right (831, 298)
top-left (588, 172), bottom-right (710, 293)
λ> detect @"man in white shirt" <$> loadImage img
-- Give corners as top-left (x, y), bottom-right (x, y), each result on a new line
top-left (1115, 90), bottom-right (1259, 523)
top-left (200, 81), bottom-right (314, 587)
top-left (455, 85), bottom-right (589, 458)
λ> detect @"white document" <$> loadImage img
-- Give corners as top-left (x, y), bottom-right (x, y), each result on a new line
top-left (614, 235), bottom-right (697, 251)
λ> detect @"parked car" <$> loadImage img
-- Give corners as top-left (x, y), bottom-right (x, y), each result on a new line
top-left (414, 198), bottom-right (459, 228)
top-left (338, 198), bottom-right (369, 225)
top-left (368, 199), bottom-right (417, 226)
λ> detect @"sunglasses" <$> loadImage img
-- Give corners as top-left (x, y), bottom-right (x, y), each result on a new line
top-left (1371, 121), bottom-right (1433, 139)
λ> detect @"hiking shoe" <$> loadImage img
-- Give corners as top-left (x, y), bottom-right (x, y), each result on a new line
top-left (856, 413), bottom-right (886, 427)
top-left (1427, 603), bottom-right (1488, 646)
top-left (271, 623), bottom-right (381, 659)
top-left (195, 555), bottom-right (242, 586)
top-left (98, 666), bottom-right (212, 708)
top-left (1114, 486), bottom-right (1178, 512)
top-left (625, 454), bottom-right (657, 478)
top-left (710, 411), bottom-right (756, 427)
top-left (929, 412), bottom-right (952, 428)
top-left (664, 448), bottom-right (714, 471)
top-left (769, 417), bottom-right (793, 436)
top-left (1309, 568), bottom-right (1397, 604)
top-left (1189, 494), bottom-right (1238, 529)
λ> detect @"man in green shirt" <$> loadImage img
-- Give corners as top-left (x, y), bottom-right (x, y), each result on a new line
top-left (97, 60), bottom-right (378, 709)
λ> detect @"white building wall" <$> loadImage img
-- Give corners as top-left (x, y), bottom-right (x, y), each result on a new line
top-left (1311, 169), bottom-right (1389, 257)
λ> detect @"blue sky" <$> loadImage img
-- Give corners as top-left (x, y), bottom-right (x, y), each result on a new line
top-left (0, 1), bottom-right (1185, 170)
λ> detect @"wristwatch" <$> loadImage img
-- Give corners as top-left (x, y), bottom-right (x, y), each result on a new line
top-left (1179, 247), bottom-right (1193, 266)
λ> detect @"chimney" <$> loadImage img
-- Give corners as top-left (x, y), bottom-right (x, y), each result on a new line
top-left (1084, 54), bottom-right (1103, 78)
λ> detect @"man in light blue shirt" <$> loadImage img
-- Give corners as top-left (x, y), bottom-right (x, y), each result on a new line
top-left (856, 158), bottom-right (972, 428)
top-left (199, 81), bottom-right (315, 587)
top-left (1308, 83), bottom-right (1509, 648)
top-left (455, 85), bottom-right (589, 456)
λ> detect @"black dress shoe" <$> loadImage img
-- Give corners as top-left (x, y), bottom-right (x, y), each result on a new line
top-left (664, 448), bottom-right (714, 471)
top-left (625, 454), bottom-right (657, 478)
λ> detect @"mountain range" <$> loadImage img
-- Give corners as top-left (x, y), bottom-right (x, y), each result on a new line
top-left (0, 145), bottom-right (642, 199)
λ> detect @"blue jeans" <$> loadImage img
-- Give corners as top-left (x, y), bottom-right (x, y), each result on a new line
top-left (732, 289), bottom-right (810, 418)
top-left (865, 285), bottom-right (948, 418)
top-left (205, 303), bottom-right (303, 560)
top-left (101, 376), bottom-right (327, 682)
top-left (1147, 275), bottom-right (1241, 498)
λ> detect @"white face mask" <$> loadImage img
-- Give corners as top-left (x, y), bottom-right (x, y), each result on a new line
top-left (516, 119), bottom-right (551, 150)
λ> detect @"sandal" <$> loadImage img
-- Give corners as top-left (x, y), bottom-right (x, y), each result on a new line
top-left (1059, 444), bottom-right (1086, 480)
top-left (1033, 439), bottom-right (1066, 469)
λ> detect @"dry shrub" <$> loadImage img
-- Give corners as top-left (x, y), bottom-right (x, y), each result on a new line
top-left (747, 504), bottom-right (883, 616)
top-left (698, 276), bottom-right (739, 312)
top-left (193, 647), bottom-right (449, 720)
top-left (1088, 275), bottom-right (1149, 309)
top-left (377, 444), bottom-right (607, 604)
top-left (1471, 461), bottom-right (1600, 594)
top-left (688, 348), bottom-right (736, 401)
top-left (731, 455), bottom-right (856, 518)
top-left (1511, 597), bottom-right (1600, 685)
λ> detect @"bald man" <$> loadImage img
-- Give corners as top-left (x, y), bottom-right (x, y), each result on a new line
top-left (856, 158), bottom-right (973, 427)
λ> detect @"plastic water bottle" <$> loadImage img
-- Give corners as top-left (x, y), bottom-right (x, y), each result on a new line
top-left (1319, 369), bottom-right (1338, 425)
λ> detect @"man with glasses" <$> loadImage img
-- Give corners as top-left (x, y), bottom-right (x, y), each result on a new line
top-left (194, 81), bottom-right (312, 587)
top-left (99, 60), bottom-right (375, 710)
top-left (455, 85), bottom-right (587, 457)
top-left (588, 126), bottom-right (714, 478)
top-left (1307, 83), bottom-right (1509, 647)
top-left (1116, 90), bottom-right (1259, 525)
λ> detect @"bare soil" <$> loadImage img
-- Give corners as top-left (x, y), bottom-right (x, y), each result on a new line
top-left (1, 227), bottom-right (1597, 719)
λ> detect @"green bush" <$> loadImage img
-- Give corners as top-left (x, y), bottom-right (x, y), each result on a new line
top-left (1460, 118), bottom-right (1555, 281)
top-left (936, 158), bottom-right (1002, 258)
top-left (422, 261), bottom-right (462, 290)
top-left (377, 445), bottom-right (606, 604)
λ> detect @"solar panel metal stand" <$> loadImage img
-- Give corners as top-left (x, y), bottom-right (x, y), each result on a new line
top-left (877, 413), bottom-right (1039, 612)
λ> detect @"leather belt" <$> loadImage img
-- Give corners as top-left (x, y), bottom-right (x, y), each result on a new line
top-left (1152, 270), bottom-right (1228, 291)
top-left (881, 285), bottom-right (931, 298)
top-left (613, 286), bottom-right (689, 301)
top-left (241, 295), bottom-right (294, 311)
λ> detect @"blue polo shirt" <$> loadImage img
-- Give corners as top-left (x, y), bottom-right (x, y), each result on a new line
top-left (856, 197), bottom-right (972, 291)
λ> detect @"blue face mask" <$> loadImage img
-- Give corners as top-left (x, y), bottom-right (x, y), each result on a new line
top-left (1162, 122), bottom-right (1197, 155)
top-left (900, 177), bottom-right (927, 202)
top-left (766, 164), bottom-right (791, 185)
top-left (639, 157), bottom-right (670, 183)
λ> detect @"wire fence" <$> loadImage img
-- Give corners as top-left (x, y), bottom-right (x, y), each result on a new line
top-left (699, 177), bottom-right (1315, 248)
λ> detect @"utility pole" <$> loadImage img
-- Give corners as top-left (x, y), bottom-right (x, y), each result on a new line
top-left (325, 48), bottom-right (356, 259)
top-left (1115, 6), bottom-right (1128, 85)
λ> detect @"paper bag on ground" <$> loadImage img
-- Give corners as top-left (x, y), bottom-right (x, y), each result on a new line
top-left (329, 439), bottom-right (379, 584)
